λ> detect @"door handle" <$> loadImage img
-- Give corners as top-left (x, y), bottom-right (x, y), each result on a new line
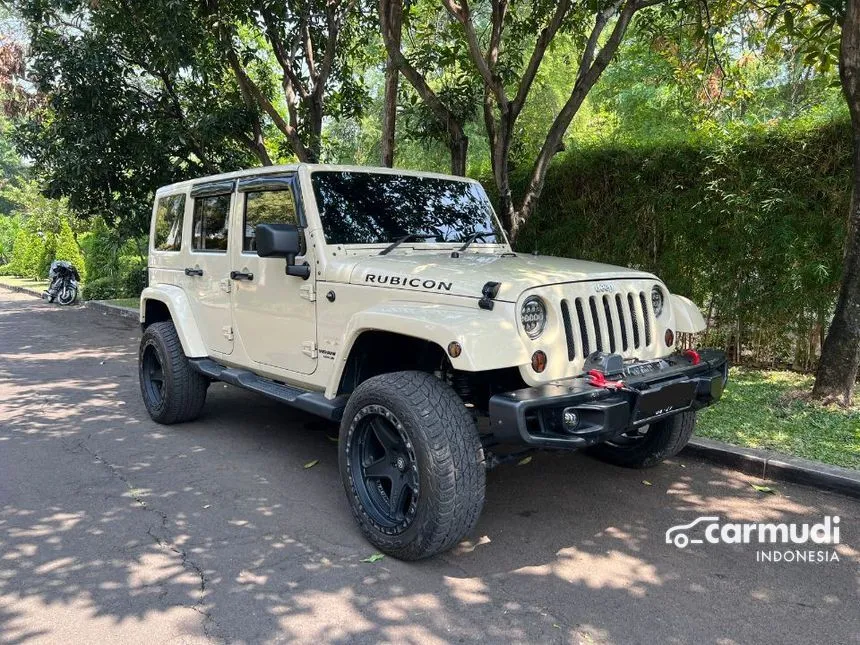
top-left (230, 271), bottom-right (254, 281)
top-left (184, 267), bottom-right (204, 276)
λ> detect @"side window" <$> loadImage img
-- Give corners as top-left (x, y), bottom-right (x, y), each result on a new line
top-left (192, 194), bottom-right (231, 252)
top-left (153, 194), bottom-right (185, 252)
top-left (243, 189), bottom-right (302, 253)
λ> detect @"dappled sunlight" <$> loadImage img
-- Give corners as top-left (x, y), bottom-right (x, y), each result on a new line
top-left (515, 548), bottom-right (660, 597)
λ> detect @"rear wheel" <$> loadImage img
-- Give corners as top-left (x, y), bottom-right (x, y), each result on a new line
top-left (589, 411), bottom-right (697, 468)
top-left (339, 371), bottom-right (485, 560)
top-left (138, 321), bottom-right (208, 424)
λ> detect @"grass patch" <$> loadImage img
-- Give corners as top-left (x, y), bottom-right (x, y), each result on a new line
top-left (0, 276), bottom-right (49, 290)
top-left (102, 298), bottom-right (140, 310)
top-left (697, 367), bottom-right (860, 469)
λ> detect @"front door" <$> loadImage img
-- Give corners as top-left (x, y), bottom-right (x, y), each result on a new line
top-left (185, 183), bottom-right (235, 356)
top-left (229, 174), bottom-right (317, 375)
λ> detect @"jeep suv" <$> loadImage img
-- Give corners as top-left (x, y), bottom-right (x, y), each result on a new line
top-left (139, 164), bottom-right (728, 559)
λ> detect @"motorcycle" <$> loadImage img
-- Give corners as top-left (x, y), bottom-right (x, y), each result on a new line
top-left (43, 260), bottom-right (80, 306)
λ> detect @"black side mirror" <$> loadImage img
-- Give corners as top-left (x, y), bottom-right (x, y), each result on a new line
top-left (255, 223), bottom-right (310, 279)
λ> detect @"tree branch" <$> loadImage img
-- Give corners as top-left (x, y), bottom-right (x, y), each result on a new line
top-left (516, 0), bottom-right (640, 236)
top-left (510, 0), bottom-right (572, 119)
top-left (441, 0), bottom-right (508, 106)
top-left (379, 0), bottom-right (466, 148)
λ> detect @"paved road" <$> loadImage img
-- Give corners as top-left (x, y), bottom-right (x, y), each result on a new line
top-left (0, 290), bottom-right (858, 645)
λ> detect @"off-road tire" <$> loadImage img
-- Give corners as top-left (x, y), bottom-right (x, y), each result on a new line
top-left (589, 411), bottom-right (697, 468)
top-left (138, 321), bottom-right (208, 424)
top-left (339, 371), bottom-right (486, 560)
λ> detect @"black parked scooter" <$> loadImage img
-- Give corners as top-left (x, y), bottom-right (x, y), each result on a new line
top-left (43, 260), bottom-right (80, 306)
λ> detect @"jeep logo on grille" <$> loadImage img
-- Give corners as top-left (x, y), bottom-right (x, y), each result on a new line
top-left (594, 282), bottom-right (615, 293)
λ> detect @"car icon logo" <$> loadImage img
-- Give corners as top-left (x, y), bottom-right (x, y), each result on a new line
top-left (665, 516), bottom-right (720, 548)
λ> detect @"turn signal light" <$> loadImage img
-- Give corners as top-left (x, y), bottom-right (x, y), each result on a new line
top-left (531, 350), bottom-right (547, 373)
top-left (448, 341), bottom-right (462, 358)
top-left (665, 329), bottom-right (675, 347)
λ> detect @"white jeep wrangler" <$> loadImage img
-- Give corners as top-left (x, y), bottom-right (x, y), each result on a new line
top-left (139, 164), bottom-right (728, 560)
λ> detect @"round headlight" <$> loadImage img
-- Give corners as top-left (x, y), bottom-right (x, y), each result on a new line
top-left (521, 296), bottom-right (547, 339)
top-left (651, 286), bottom-right (665, 317)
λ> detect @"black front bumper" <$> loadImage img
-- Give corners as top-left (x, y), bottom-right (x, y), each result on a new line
top-left (488, 349), bottom-right (728, 449)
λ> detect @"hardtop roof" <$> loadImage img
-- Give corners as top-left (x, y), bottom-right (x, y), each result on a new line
top-left (154, 163), bottom-right (480, 196)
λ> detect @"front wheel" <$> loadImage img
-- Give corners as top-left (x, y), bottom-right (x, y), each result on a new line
top-left (57, 283), bottom-right (77, 305)
top-left (588, 411), bottom-right (697, 468)
top-left (339, 371), bottom-right (486, 560)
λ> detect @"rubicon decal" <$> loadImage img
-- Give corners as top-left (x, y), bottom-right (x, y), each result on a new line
top-left (365, 273), bottom-right (453, 292)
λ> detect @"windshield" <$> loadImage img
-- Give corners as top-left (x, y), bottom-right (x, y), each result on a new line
top-left (310, 171), bottom-right (505, 246)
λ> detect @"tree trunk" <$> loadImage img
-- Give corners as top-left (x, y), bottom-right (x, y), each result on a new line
top-left (813, 0), bottom-right (860, 404)
top-left (380, 0), bottom-right (402, 167)
top-left (449, 135), bottom-right (468, 176)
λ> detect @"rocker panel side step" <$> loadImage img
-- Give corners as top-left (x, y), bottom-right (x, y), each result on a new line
top-left (189, 358), bottom-right (347, 421)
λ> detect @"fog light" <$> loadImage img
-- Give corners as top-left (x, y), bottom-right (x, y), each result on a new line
top-left (531, 350), bottom-right (547, 373)
top-left (448, 341), bottom-right (462, 358)
top-left (562, 407), bottom-right (579, 430)
top-left (665, 329), bottom-right (675, 347)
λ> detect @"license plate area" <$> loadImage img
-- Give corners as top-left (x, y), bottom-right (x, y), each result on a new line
top-left (633, 380), bottom-right (696, 425)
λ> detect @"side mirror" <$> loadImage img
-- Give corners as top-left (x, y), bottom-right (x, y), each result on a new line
top-left (255, 223), bottom-right (310, 279)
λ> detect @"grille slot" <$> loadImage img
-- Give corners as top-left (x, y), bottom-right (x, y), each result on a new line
top-left (615, 293), bottom-right (628, 351)
top-left (560, 299), bottom-right (576, 361)
top-left (588, 297), bottom-right (603, 352)
top-left (628, 293), bottom-right (640, 348)
top-left (575, 298), bottom-right (589, 356)
top-left (602, 295), bottom-right (616, 353)
top-left (639, 291), bottom-right (652, 346)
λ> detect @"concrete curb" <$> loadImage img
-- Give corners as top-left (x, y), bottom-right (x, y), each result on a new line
top-left (84, 299), bottom-right (139, 321)
top-left (0, 281), bottom-right (47, 299)
top-left (684, 437), bottom-right (860, 499)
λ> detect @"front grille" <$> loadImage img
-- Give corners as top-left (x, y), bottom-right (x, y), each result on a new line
top-left (561, 289), bottom-right (653, 362)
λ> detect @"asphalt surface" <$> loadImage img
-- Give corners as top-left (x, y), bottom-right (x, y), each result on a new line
top-left (0, 289), bottom-right (858, 645)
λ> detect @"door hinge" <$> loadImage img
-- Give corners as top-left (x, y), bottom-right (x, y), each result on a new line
top-left (219, 278), bottom-right (232, 293)
top-left (300, 284), bottom-right (316, 302)
top-left (222, 325), bottom-right (234, 341)
top-left (302, 340), bottom-right (317, 358)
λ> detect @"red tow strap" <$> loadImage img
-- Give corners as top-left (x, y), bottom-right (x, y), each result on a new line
top-left (587, 369), bottom-right (625, 390)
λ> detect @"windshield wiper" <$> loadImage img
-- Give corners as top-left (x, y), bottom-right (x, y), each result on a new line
top-left (379, 233), bottom-right (439, 256)
top-left (458, 230), bottom-right (496, 252)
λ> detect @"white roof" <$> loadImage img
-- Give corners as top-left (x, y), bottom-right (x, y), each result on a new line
top-left (154, 163), bottom-right (479, 196)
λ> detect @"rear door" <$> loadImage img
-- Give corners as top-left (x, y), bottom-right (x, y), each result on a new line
top-left (229, 174), bottom-right (317, 375)
top-left (184, 180), bottom-right (235, 356)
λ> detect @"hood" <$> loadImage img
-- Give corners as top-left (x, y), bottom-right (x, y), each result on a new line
top-left (335, 252), bottom-right (656, 301)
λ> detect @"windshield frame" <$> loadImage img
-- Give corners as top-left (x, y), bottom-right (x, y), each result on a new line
top-left (307, 168), bottom-right (511, 251)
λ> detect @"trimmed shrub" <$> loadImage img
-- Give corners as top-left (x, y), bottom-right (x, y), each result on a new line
top-left (81, 276), bottom-right (124, 301)
top-left (511, 119), bottom-right (851, 369)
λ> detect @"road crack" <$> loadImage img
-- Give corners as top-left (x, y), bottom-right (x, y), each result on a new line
top-left (65, 434), bottom-right (218, 640)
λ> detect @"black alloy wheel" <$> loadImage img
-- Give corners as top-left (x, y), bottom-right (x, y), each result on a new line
top-left (347, 404), bottom-right (419, 532)
top-left (141, 344), bottom-right (166, 408)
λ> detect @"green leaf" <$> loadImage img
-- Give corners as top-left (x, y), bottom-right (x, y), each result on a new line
top-left (362, 553), bottom-right (384, 563)
top-left (751, 484), bottom-right (776, 494)
top-left (517, 456), bottom-right (533, 466)
top-left (642, 480), bottom-right (653, 486)
top-left (303, 459), bottom-right (319, 469)
top-left (326, 435), bottom-right (339, 443)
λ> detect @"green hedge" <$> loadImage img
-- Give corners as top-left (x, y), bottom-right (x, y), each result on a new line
top-left (512, 120), bottom-right (852, 369)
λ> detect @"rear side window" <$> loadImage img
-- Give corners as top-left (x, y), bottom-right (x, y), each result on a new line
top-left (243, 190), bottom-right (300, 252)
top-left (153, 194), bottom-right (185, 252)
top-left (192, 194), bottom-right (231, 252)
